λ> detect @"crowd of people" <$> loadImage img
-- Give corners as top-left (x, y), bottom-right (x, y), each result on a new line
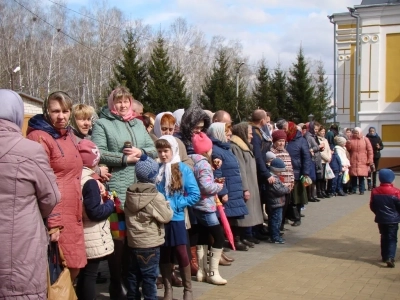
top-left (0, 86), bottom-right (390, 300)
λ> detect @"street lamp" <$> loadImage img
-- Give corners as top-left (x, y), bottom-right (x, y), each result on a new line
top-left (321, 116), bottom-right (327, 126)
top-left (9, 66), bottom-right (20, 91)
top-left (308, 114), bottom-right (314, 122)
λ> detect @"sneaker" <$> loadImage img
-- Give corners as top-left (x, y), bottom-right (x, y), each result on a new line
top-left (386, 258), bottom-right (395, 268)
top-left (269, 238), bottom-right (285, 244)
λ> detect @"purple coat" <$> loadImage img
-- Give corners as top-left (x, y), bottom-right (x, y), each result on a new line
top-left (0, 120), bottom-right (60, 298)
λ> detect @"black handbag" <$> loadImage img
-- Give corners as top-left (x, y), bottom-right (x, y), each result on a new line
top-left (48, 241), bottom-right (63, 285)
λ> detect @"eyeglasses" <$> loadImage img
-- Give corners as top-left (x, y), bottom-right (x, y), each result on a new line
top-left (161, 127), bottom-right (174, 132)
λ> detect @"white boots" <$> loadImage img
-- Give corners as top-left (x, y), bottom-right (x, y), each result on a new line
top-left (196, 245), bottom-right (207, 282)
top-left (196, 246), bottom-right (227, 285)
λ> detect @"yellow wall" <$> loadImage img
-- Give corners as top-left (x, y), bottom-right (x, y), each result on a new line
top-left (22, 115), bottom-right (34, 137)
top-left (386, 33), bottom-right (400, 102)
top-left (382, 124), bottom-right (400, 142)
top-left (338, 24), bottom-right (356, 29)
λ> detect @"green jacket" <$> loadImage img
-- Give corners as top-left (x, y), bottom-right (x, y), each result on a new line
top-left (91, 107), bottom-right (157, 205)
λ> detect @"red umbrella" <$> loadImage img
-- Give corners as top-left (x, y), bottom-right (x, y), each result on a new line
top-left (215, 195), bottom-right (235, 250)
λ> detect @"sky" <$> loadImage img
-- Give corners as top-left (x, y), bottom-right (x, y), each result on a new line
top-left (64, 0), bottom-right (358, 78)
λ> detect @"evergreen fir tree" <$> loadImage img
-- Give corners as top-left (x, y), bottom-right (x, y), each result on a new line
top-left (145, 36), bottom-right (190, 113)
top-left (313, 61), bottom-right (333, 122)
top-left (270, 64), bottom-right (289, 120)
top-left (253, 59), bottom-right (278, 119)
top-left (287, 46), bottom-right (316, 122)
top-left (200, 50), bottom-right (237, 120)
top-left (109, 29), bottom-right (147, 103)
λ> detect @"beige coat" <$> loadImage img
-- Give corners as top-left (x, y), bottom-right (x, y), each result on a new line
top-left (0, 120), bottom-right (60, 299)
top-left (125, 183), bottom-right (173, 248)
top-left (81, 168), bottom-right (114, 259)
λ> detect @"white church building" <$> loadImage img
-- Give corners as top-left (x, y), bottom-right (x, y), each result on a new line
top-left (331, 0), bottom-right (400, 169)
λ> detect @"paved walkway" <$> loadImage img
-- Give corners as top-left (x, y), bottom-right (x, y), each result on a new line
top-left (97, 176), bottom-right (400, 300)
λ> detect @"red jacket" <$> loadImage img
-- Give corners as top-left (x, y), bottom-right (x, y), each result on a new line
top-left (27, 116), bottom-right (87, 269)
top-left (370, 184), bottom-right (400, 224)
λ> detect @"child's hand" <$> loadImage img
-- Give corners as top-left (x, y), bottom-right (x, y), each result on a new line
top-left (212, 158), bottom-right (222, 170)
top-left (221, 194), bottom-right (228, 203)
top-left (244, 191), bottom-right (250, 201)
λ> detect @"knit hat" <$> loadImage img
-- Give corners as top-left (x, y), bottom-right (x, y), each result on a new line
top-left (270, 157), bottom-right (286, 172)
top-left (334, 136), bottom-right (346, 146)
top-left (192, 132), bottom-right (213, 154)
top-left (272, 129), bottom-right (287, 143)
top-left (135, 155), bottom-right (159, 183)
top-left (77, 140), bottom-right (100, 168)
top-left (265, 151), bottom-right (276, 162)
top-left (379, 169), bottom-right (395, 184)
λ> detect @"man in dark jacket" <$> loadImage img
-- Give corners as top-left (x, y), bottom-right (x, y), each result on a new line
top-left (250, 110), bottom-right (275, 239)
top-left (370, 169), bottom-right (400, 268)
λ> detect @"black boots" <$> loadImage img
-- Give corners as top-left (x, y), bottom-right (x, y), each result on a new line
top-left (234, 236), bottom-right (249, 251)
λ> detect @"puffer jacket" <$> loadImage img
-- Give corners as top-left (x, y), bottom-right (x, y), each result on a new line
top-left (304, 131), bottom-right (322, 176)
top-left (125, 183), bottom-right (173, 248)
top-left (286, 131), bottom-right (311, 180)
top-left (334, 145), bottom-right (350, 170)
top-left (189, 154), bottom-right (221, 213)
top-left (370, 184), bottom-right (400, 224)
top-left (211, 137), bottom-right (248, 218)
top-left (81, 168), bottom-right (114, 259)
top-left (346, 135), bottom-right (373, 177)
top-left (0, 119), bottom-right (60, 299)
top-left (266, 174), bottom-right (290, 208)
top-left (156, 162), bottom-right (200, 221)
top-left (91, 106), bottom-right (157, 206)
top-left (27, 114), bottom-right (87, 269)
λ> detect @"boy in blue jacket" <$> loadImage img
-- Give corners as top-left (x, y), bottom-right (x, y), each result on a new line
top-left (370, 169), bottom-right (400, 268)
top-left (329, 149), bottom-right (344, 196)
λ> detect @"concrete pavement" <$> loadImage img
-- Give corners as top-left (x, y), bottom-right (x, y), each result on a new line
top-left (97, 175), bottom-right (400, 300)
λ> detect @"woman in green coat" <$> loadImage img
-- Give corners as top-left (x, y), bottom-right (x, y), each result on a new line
top-left (91, 86), bottom-right (157, 299)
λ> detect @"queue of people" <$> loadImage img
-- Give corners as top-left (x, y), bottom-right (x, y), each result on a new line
top-left (0, 86), bottom-right (390, 300)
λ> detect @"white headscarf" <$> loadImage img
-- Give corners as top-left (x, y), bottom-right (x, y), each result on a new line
top-left (173, 109), bottom-right (185, 127)
top-left (156, 135), bottom-right (181, 195)
top-left (207, 122), bottom-right (227, 143)
top-left (154, 112), bottom-right (174, 138)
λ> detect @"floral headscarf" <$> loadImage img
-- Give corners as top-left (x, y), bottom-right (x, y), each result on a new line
top-left (286, 121), bottom-right (298, 142)
top-left (107, 89), bottom-right (135, 122)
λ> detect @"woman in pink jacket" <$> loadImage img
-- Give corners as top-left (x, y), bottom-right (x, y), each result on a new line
top-left (0, 89), bottom-right (60, 299)
top-left (27, 91), bottom-right (87, 280)
top-left (346, 127), bottom-right (374, 195)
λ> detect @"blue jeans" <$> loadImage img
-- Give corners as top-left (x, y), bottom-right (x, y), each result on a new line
top-left (267, 206), bottom-right (283, 241)
top-left (192, 209), bottom-right (220, 226)
top-left (126, 247), bottom-right (160, 300)
top-left (351, 176), bottom-right (365, 193)
top-left (378, 224), bottom-right (399, 261)
top-left (331, 172), bottom-right (343, 193)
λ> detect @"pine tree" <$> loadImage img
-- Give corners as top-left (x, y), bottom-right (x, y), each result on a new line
top-left (287, 47), bottom-right (316, 122)
top-left (313, 61), bottom-right (333, 122)
top-left (253, 59), bottom-right (278, 119)
top-left (200, 50), bottom-right (237, 119)
top-left (110, 29), bottom-right (147, 102)
top-left (145, 36), bottom-right (190, 113)
top-left (270, 64), bottom-right (289, 120)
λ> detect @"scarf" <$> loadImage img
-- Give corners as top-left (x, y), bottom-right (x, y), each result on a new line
top-left (207, 122), bottom-right (227, 143)
top-left (368, 127), bottom-right (377, 137)
top-left (154, 112), bottom-right (174, 138)
top-left (286, 121), bottom-right (298, 142)
top-left (156, 135), bottom-right (181, 196)
top-left (107, 89), bottom-right (135, 122)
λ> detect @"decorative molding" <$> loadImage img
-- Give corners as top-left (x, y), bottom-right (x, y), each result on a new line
top-left (361, 34), bottom-right (379, 43)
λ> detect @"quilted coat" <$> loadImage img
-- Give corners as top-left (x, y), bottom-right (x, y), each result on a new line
top-left (0, 119), bottom-right (60, 299)
top-left (230, 135), bottom-right (263, 227)
top-left (210, 137), bottom-right (248, 218)
top-left (91, 106), bottom-right (157, 205)
top-left (27, 114), bottom-right (87, 269)
top-left (286, 131), bottom-right (312, 181)
top-left (370, 184), bottom-right (400, 224)
top-left (346, 135), bottom-right (373, 177)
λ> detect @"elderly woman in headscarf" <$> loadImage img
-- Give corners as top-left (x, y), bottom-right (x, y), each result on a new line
top-left (91, 86), bottom-right (157, 299)
top-left (230, 122), bottom-right (264, 247)
top-left (207, 122), bottom-right (249, 250)
top-left (346, 127), bottom-right (374, 195)
top-left (366, 127), bottom-right (384, 190)
top-left (286, 122), bottom-right (311, 226)
top-left (0, 90), bottom-right (60, 299)
top-left (304, 121), bottom-right (324, 201)
top-left (27, 91), bottom-right (86, 281)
